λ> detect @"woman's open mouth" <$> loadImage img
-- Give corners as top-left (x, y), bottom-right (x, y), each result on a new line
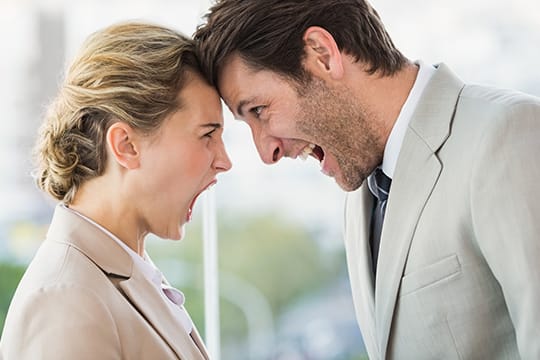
top-left (186, 179), bottom-right (217, 222)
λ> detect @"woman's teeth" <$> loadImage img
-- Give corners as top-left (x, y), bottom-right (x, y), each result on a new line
top-left (299, 143), bottom-right (316, 161)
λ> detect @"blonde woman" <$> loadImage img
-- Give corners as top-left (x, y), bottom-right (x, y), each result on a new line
top-left (0, 22), bottom-right (231, 359)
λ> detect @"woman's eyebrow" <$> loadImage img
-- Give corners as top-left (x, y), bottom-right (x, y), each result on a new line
top-left (200, 123), bottom-right (222, 129)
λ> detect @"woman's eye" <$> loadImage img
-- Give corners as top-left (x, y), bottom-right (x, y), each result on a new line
top-left (204, 129), bottom-right (216, 138)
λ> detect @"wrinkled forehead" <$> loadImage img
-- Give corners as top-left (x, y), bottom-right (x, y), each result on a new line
top-left (217, 54), bottom-right (257, 87)
top-left (216, 58), bottom-right (257, 117)
top-left (218, 53), bottom-right (304, 95)
top-left (218, 58), bottom-right (307, 123)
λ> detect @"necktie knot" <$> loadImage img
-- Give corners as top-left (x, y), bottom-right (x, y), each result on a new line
top-left (369, 167), bottom-right (392, 277)
top-left (373, 168), bottom-right (391, 201)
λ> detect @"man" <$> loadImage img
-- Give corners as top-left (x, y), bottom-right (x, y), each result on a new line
top-left (194, 0), bottom-right (540, 358)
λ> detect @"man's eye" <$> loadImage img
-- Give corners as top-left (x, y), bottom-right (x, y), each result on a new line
top-left (251, 106), bottom-right (264, 118)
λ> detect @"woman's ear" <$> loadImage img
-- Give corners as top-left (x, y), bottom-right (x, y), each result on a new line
top-left (302, 26), bottom-right (344, 80)
top-left (106, 122), bottom-right (141, 169)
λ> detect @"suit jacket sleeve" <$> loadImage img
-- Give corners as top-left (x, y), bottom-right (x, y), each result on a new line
top-left (471, 100), bottom-right (540, 358)
top-left (7, 283), bottom-right (121, 359)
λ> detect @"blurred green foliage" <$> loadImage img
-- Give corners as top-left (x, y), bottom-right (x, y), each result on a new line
top-left (0, 262), bottom-right (25, 336)
top-left (149, 210), bottom-right (343, 344)
top-left (219, 212), bottom-right (341, 311)
top-left (1, 210), bottom-right (352, 357)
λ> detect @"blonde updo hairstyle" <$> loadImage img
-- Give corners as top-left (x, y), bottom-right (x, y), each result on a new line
top-left (35, 22), bottom-right (200, 204)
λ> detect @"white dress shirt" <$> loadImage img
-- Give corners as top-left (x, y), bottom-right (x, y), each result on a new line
top-left (368, 60), bottom-right (436, 194)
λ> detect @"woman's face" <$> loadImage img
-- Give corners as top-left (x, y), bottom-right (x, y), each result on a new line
top-left (135, 73), bottom-right (231, 240)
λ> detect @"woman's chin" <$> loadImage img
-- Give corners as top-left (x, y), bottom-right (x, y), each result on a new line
top-left (162, 225), bottom-right (185, 241)
top-left (173, 225), bottom-right (186, 241)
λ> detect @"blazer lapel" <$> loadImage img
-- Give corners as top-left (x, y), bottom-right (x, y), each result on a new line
top-left (147, 255), bottom-right (210, 359)
top-left (344, 185), bottom-right (378, 357)
top-left (47, 205), bottom-right (205, 359)
top-left (190, 326), bottom-right (210, 360)
top-left (375, 64), bottom-right (465, 358)
top-left (119, 273), bottom-right (205, 359)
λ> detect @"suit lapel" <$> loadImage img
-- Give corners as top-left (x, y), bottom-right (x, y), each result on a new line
top-left (47, 205), bottom-right (205, 359)
top-left (190, 326), bottom-right (210, 360)
top-left (146, 254), bottom-right (210, 359)
top-left (119, 272), bottom-right (205, 359)
top-left (374, 64), bottom-right (465, 358)
top-left (344, 185), bottom-right (378, 357)
top-left (375, 137), bottom-right (442, 357)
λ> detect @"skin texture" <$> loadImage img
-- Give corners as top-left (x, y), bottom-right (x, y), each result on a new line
top-left (294, 76), bottom-right (382, 191)
top-left (70, 73), bottom-right (232, 254)
top-left (217, 27), bottom-right (416, 192)
top-left (219, 56), bottom-right (381, 191)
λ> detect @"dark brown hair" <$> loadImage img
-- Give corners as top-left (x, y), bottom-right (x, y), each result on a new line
top-left (194, 0), bottom-right (407, 87)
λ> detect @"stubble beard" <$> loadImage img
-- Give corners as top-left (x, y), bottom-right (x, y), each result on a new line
top-left (295, 77), bottom-right (384, 191)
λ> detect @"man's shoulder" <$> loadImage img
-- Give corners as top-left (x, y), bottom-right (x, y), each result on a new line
top-left (460, 83), bottom-right (540, 109)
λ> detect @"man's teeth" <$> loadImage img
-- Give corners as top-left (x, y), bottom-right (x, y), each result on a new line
top-left (299, 144), bottom-right (316, 161)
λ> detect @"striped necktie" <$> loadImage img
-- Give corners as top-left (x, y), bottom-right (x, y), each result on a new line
top-left (369, 168), bottom-right (392, 276)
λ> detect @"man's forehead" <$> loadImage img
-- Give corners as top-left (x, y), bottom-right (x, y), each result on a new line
top-left (217, 56), bottom-right (261, 106)
top-left (218, 54), bottom-right (260, 82)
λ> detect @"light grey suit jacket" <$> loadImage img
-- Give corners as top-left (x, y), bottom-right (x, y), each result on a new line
top-left (0, 205), bottom-right (209, 360)
top-left (344, 64), bottom-right (540, 359)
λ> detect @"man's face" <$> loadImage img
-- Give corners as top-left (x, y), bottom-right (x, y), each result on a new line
top-left (218, 55), bottom-right (383, 191)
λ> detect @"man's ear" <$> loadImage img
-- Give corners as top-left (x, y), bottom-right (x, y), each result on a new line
top-left (106, 122), bottom-right (141, 170)
top-left (302, 26), bottom-right (344, 80)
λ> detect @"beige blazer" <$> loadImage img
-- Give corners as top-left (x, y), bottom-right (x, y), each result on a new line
top-left (344, 64), bottom-right (540, 359)
top-left (0, 205), bottom-right (209, 360)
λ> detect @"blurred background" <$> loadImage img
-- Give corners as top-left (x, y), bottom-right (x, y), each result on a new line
top-left (0, 0), bottom-right (539, 359)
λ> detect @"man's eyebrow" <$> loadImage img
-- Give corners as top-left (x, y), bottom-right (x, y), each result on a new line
top-left (236, 97), bottom-right (256, 118)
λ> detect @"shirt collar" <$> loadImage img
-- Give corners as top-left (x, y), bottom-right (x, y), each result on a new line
top-left (380, 60), bottom-right (436, 179)
top-left (61, 205), bottom-right (163, 286)
top-left (62, 205), bottom-right (192, 333)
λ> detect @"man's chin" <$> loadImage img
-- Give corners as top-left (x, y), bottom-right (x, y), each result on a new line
top-left (337, 182), bottom-right (360, 192)
top-left (334, 173), bottom-right (365, 192)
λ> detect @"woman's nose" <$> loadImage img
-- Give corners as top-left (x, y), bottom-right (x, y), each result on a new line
top-left (214, 142), bottom-right (232, 173)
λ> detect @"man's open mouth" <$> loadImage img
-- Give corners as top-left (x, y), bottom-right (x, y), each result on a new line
top-left (299, 143), bottom-right (325, 162)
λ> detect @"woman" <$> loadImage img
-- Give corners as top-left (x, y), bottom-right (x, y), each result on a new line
top-left (0, 22), bottom-right (231, 359)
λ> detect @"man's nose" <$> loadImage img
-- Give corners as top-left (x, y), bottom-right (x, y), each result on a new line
top-left (253, 129), bottom-right (283, 165)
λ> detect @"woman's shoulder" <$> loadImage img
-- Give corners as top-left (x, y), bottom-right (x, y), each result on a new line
top-left (1, 265), bottom-right (122, 359)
